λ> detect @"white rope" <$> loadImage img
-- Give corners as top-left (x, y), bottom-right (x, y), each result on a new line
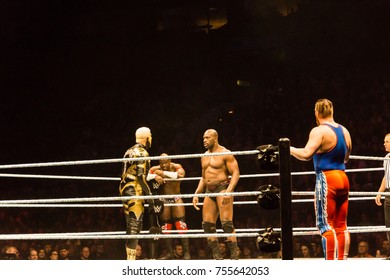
top-left (1, 195), bottom-right (381, 207)
top-left (0, 191), bottom-right (260, 205)
top-left (293, 226), bottom-right (390, 236)
top-left (292, 191), bottom-right (390, 196)
top-left (0, 189), bottom-right (387, 206)
top-left (350, 155), bottom-right (390, 161)
top-left (1, 225), bottom-right (387, 240)
top-left (0, 173), bottom-right (119, 181)
top-left (0, 151), bottom-right (385, 170)
top-left (0, 150), bottom-right (260, 170)
top-left (292, 196), bottom-right (382, 203)
top-left (72, 225), bottom-right (384, 235)
top-left (0, 232), bottom-right (259, 240)
top-left (0, 167), bottom-right (383, 181)
top-left (0, 201), bottom-right (259, 208)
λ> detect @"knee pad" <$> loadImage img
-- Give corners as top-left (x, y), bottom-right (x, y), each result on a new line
top-left (125, 212), bottom-right (143, 235)
top-left (202, 221), bottom-right (217, 233)
top-left (221, 220), bottom-right (235, 233)
top-left (174, 217), bottom-right (188, 232)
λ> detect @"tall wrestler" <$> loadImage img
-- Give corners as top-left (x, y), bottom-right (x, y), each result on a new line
top-left (148, 154), bottom-right (191, 259)
top-left (119, 127), bottom-right (154, 260)
top-left (375, 133), bottom-right (390, 243)
top-left (290, 99), bottom-right (352, 260)
top-left (192, 129), bottom-right (240, 259)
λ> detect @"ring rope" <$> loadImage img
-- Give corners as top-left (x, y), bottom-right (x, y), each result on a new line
top-left (0, 191), bottom-right (388, 205)
top-left (0, 226), bottom-right (388, 240)
top-left (0, 232), bottom-right (259, 241)
top-left (350, 155), bottom-right (390, 161)
top-left (0, 150), bottom-right (260, 170)
top-left (0, 191), bottom-right (261, 204)
top-left (0, 196), bottom-right (384, 208)
top-left (0, 201), bottom-right (259, 208)
top-left (0, 167), bottom-right (383, 181)
top-left (0, 151), bottom-right (387, 170)
top-left (292, 191), bottom-right (390, 196)
top-left (0, 173), bottom-right (119, 181)
top-left (2, 225), bottom-right (377, 237)
top-left (294, 226), bottom-right (390, 236)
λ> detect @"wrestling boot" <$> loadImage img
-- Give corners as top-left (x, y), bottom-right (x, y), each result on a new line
top-left (227, 241), bottom-right (240, 260)
top-left (207, 239), bottom-right (223, 260)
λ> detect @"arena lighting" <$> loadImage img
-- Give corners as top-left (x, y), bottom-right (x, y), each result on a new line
top-left (236, 80), bottom-right (250, 87)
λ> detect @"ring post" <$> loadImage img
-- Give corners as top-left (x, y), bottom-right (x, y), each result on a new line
top-left (279, 138), bottom-right (293, 260)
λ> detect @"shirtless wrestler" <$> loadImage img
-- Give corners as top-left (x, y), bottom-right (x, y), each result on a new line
top-left (148, 153), bottom-right (191, 259)
top-left (192, 129), bottom-right (240, 259)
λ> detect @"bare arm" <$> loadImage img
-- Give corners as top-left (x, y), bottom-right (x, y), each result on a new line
top-left (193, 177), bottom-right (206, 211)
top-left (376, 176), bottom-right (386, 206)
top-left (147, 166), bottom-right (164, 184)
top-left (342, 126), bottom-right (352, 163)
top-left (290, 127), bottom-right (323, 161)
top-left (172, 163), bottom-right (185, 178)
top-left (225, 155), bottom-right (240, 193)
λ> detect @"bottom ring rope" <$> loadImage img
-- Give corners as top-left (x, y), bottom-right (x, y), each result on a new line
top-left (0, 225), bottom-right (387, 240)
top-left (0, 195), bottom-right (383, 208)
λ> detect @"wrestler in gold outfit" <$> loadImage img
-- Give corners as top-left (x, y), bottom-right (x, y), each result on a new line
top-left (119, 127), bottom-right (153, 260)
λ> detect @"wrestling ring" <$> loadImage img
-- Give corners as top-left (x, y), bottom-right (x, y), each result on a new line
top-left (0, 139), bottom-right (389, 259)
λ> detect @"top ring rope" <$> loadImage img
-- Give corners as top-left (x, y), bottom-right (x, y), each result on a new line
top-left (0, 167), bottom-right (383, 181)
top-left (0, 150), bottom-right (260, 170)
top-left (0, 151), bottom-right (386, 170)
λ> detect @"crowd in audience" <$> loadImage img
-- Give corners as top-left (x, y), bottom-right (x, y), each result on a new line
top-left (2, 0), bottom-right (390, 261)
top-left (1, 62), bottom-right (390, 260)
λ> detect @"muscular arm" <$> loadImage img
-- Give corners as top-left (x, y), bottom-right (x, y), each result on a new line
top-left (290, 127), bottom-right (323, 161)
top-left (172, 163), bottom-right (185, 178)
top-left (343, 127), bottom-right (352, 163)
top-left (150, 163), bottom-right (184, 179)
top-left (225, 155), bottom-right (240, 193)
top-left (193, 175), bottom-right (206, 211)
top-left (147, 166), bottom-right (164, 184)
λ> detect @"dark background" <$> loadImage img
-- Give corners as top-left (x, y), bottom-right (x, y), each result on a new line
top-left (1, 0), bottom-right (390, 259)
top-left (2, 0), bottom-right (389, 164)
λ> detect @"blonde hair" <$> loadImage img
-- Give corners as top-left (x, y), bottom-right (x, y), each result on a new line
top-left (315, 98), bottom-right (333, 118)
top-left (135, 127), bottom-right (151, 142)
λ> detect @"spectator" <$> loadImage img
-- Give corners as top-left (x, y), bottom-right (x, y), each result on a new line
top-left (49, 250), bottom-right (59, 260)
top-left (240, 244), bottom-right (255, 259)
top-left (195, 247), bottom-right (209, 259)
top-left (135, 244), bottom-right (145, 260)
top-left (173, 243), bottom-right (185, 260)
top-left (28, 248), bottom-right (39, 260)
top-left (300, 243), bottom-right (312, 258)
top-left (37, 248), bottom-right (47, 260)
top-left (1, 245), bottom-right (20, 260)
top-left (80, 245), bottom-right (91, 260)
top-left (352, 241), bottom-right (374, 258)
top-left (92, 242), bottom-right (108, 260)
top-left (58, 244), bottom-right (71, 260)
top-left (375, 239), bottom-right (390, 258)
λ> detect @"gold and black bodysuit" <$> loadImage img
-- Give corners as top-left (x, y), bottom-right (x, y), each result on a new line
top-left (119, 143), bottom-right (151, 260)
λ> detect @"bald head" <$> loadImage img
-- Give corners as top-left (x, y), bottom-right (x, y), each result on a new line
top-left (135, 127), bottom-right (152, 148)
top-left (203, 129), bottom-right (219, 151)
top-left (205, 129), bottom-right (218, 138)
